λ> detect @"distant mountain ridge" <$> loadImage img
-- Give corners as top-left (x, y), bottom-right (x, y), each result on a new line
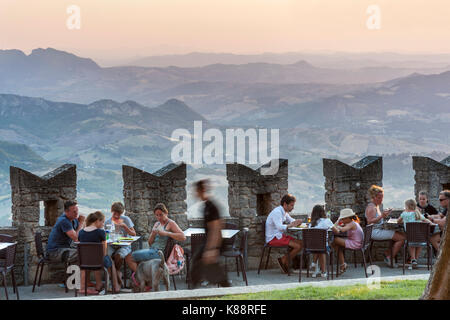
top-left (1, 47), bottom-right (449, 115)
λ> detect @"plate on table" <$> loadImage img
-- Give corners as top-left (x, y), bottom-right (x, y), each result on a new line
top-left (118, 237), bottom-right (134, 241)
top-left (111, 242), bottom-right (131, 246)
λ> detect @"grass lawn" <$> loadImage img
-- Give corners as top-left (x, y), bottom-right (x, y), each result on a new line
top-left (207, 280), bottom-right (427, 300)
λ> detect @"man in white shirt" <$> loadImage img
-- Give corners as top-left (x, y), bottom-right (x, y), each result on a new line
top-left (265, 194), bottom-right (303, 273)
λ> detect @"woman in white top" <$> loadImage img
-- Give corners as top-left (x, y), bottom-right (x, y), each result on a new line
top-left (365, 185), bottom-right (405, 267)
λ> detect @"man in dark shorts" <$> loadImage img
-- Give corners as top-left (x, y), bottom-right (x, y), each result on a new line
top-left (189, 179), bottom-right (230, 288)
top-left (46, 200), bottom-right (85, 264)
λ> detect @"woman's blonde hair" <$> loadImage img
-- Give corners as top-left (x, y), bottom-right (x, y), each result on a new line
top-left (405, 199), bottom-right (421, 220)
top-left (368, 185), bottom-right (384, 199)
top-left (86, 211), bottom-right (105, 227)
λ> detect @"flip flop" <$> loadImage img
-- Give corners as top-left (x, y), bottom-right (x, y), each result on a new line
top-left (80, 287), bottom-right (99, 295)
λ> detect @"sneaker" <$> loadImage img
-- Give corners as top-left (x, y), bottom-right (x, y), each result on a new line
top-left (320, 272), bottom-right (328, 278)
top-left (310, 262), bottom-right (316, 271)
top-left (412, 259), bottom-right (418, 269)
top-left (408, 265), bottom-right (413, 270)
top-left (384, 256), bottom-right (398, 268)
top-left (311, 271), bottom-right (321, 278)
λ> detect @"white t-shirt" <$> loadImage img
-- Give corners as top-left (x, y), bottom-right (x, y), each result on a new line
top-left (265, 205), bottom-right (295, 243)
top-left (313, 218), bottom-right (334, 230)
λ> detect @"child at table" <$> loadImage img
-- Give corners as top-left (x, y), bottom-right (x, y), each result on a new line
top-left (309, 205), bottom-right (334, 278)
top-left (78, 211), bottom-right (121, 294)
top-left (331, 208), bottom-right (364, 274)
top-left (398, 199), bottom-right (437, 269)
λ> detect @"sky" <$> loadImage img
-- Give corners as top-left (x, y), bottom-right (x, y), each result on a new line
top-left (0, 0), bottom-right (449, 63)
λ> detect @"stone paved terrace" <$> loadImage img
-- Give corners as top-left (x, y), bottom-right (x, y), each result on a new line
top-left (1, 262), bottom-right (431, 300)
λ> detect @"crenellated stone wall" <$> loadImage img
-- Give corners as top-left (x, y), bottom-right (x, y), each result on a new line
top-left (8, 164), bottom-right (77, 285)
top-left (413, 156), bottom-right (450, 208)
top-left (226, 159), bottom-right (291, 269)
top-left (123, 163), bottom-right (188, 242)
top-left (323, 156), bottom-right (383, 222)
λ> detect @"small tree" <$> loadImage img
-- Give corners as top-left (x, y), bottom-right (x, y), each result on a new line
top-left (421, 203), bottom-right (449, 300)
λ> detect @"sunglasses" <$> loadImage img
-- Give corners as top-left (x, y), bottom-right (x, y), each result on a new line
top-left (439, 198), bottom-right (448, 202)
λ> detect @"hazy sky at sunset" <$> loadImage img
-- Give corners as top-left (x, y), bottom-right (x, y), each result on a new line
top-left (1, 0), bottom-right (449, 63)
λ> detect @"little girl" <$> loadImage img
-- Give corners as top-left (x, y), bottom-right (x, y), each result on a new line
top-left (331, 208), bottom-right (364, 274)
top-left (398, 199), bottom-right (435, 270)
top-left (309, 205), bottom-right (334, 278)
top-left (78, 211), bottom-right (121, 294)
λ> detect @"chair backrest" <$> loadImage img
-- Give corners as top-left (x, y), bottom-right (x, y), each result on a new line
top-left (34, 232), bottom-right (45, 259)
top-left (262, 220), bottom-right (267, 243)
top-left (239, 228), bottom-right (248, 254)
top-left (0, 234), bottom-right (14, 259)
top-left (1, 243), bottom-right (17, 268)
top-left (164, 237), bottom-right (175, 261)
top-left (405, 222), bottom-right (430, 244)
top-left (222, 222), bottom-right (238, 249)
top-left (302, 229), bottom-right (327, 251)
top-left (76, 243), bottom-right (104, 269)
top-left (190, 233), bottom-right (207, 256)
top-left (362, 224), bottom-right (373, 249)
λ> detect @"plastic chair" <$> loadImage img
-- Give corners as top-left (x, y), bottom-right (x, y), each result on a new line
top-left (75, 242), bottom-right (109, 296)
top-left (338, 224), bottom-right (373, 278)
top-left (0, 242), bottom-right (19, 300)
top-left (32, 232), bottom-right (53, 292)
top-left (221, 228), bottom-right (248, 286)
top-left (403, 222), bottom-right (432, 275)
top-left (257, 221), bottom-right (292, 276)
top-left (299, 229), bottom-right (334, 282)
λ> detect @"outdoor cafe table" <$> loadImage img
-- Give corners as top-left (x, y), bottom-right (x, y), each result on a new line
top-left (0, 242), bottom-right (15, 251)
top-left (106, 235), bottom-right (141, 247)
top-left (183, 228), bottom-right (240, 239)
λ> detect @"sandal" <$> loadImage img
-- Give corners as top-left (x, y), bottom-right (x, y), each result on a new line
top-left (80, 287), bottom-right (99, 295)
top-left (339, 263), bottom-right (348, 274)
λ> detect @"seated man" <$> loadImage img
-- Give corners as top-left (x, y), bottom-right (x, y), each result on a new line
top-left (430, 190), bottom-right (449, 230)
top-left (47, 200), bottom-right (85, 265)
top-left (105, 202), bottom-right (136, 282)
top-left (265, 194), bottom-right (303, 273)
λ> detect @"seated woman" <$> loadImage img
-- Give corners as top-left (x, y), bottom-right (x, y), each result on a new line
top-left (331, 208), bottom-right (364, 274)
top-left (309, 204), bottom-right (334, 278)
top-left (78, 211), bottom-right (121, 294)
top-left (365, 185), bottom-right (406, 267)
top-left (127, 203), bottom-right (186, 273)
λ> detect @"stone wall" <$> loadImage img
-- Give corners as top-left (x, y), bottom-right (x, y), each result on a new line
top-left (123, 163), bottom-right (188, 242)
top-left (226, 159), bottom-right (289, 269)
top-left (413, 156), bottom-right (450, 208)
top-left (8, 164), bottom-right (77, 285)
top-left (323, 156), bottom-right (383, 221)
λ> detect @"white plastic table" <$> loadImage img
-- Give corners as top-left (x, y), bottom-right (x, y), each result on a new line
top-left (183, 228), bottom-right (240, 239)
top-left (107, 235), bottom-right (141, 246)
top-left (0, 242), bottom-right (15, 251)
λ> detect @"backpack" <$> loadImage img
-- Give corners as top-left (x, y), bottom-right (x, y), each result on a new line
top-left (166, 244), bottom-right (185, 275)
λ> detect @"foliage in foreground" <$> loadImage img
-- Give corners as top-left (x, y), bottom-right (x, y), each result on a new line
top-left (207, 280), bottom-right (427, 300)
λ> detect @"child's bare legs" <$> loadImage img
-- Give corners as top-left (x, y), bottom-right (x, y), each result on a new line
top-left (108, 264), bottom-right (121, 292)
top-left (80, 270), bottom-right (86, 291)
top-left (332, 237), bottom-right (347, 269)
top-left (94, 270), bottom-right (103, 291)
top-left (318, 253), bottom-right (327, 273)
